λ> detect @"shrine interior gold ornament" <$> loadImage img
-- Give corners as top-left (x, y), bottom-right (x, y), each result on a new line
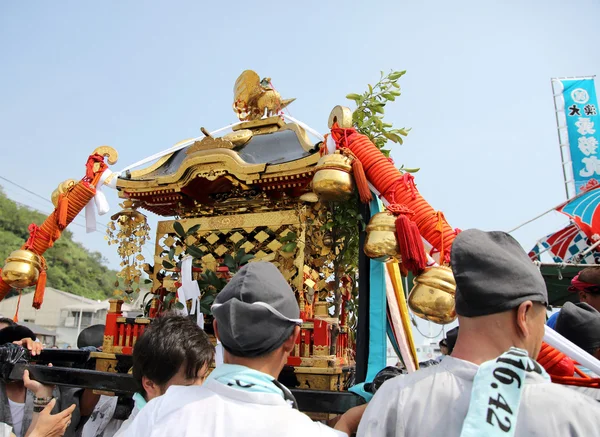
top-left (311, 152), bottom-right (355, 201)
top-left (233, 70), bottom-right (295, 121)
top-left (51, 179), bottom-right (77, 208)
top-left (1, 249), bottom-right (42, 289)
top-left (364, 211), bottom-right (400, 262)
top-left (408, 265), bottom-right (457, 325)
top-left (106, 200), bottom-right (151, 294)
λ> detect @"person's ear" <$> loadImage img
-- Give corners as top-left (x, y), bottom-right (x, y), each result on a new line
top-left (281, 326), bottom-right (301, 354)
top-left (516, 300), bottom-right (534, 338)
top-left (579, 290), bottom-right (588, 303)
top-left (142, 376), bottom-right (160, 401)
top-left (213, 319), bottom-right (220, 340)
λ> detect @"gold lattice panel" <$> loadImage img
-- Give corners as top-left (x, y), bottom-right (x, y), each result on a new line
top-left (155, 210), bottom-right (305, 293)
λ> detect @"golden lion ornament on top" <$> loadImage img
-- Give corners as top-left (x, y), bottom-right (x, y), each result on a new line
top-left (312, 152), bottom-right (355, 201)
top-left (233, 70), bottom-right (295, 121)
top-left (408, 265), bottom-right (457, 324)
top-left (1, 249), bottom-right (42, 289)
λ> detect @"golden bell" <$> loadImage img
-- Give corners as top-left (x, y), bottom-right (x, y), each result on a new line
top-left (51, 179), bottom-right (76, 207)
top-left (364, 211), bottom-right (400, 262)
top-left (408, 266), bottom-right (457, 324)
top-left (312, 152), bottom-right (354, 201)
top-left (1, 249), bottom-right (42, 289)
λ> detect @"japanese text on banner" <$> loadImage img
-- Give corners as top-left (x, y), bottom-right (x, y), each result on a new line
top-left (562, 78), bottom-right (600, 193)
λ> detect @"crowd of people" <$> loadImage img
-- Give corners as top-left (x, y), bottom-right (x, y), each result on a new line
top-left (0, 229), bottom-right (599, 436)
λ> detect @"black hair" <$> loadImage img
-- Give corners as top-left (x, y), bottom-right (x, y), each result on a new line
top-left (0, 318), bottom-right (16, 328)
top-left (579, 267), bottom-right (600, 285)
top-left (77, 324), bottom-right (105, 349)
top-left (0, 325), bottom-right (36, 344)
top-left (445, 326), bottom-right (459, 354)
top-left (132, 313), bottom-right (215, 397)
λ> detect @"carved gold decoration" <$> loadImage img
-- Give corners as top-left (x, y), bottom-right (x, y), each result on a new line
top-left (155, 210), bottom-right (305, 292)
top-left (312, 152), bottom-right (354, 201)
top-left (408, 266), bottom-right (457, 324)
top-left (93, 146), bottom-right (119, 165)
top-left (364, 211), bottom-right (401, 262)
top-left (106, 200), bottom-right (151, 294)
top-left (186, 137), bottom-right (236, 155)
top-left (1, 249), bottom-right (42, 289)
top-left (51, 179), bottom-right (76, 208)
top-left (328, 106), bottom-right (353, 129)
top-left (223, 129), bottom-right (253, 147)
top-left (233, 70), bottom-right (295, 121)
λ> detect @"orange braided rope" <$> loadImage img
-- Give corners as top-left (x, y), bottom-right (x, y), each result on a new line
top-left (330, 123), bottom-right (456, 262)
top-left (0, 154), bottom-right (107, 306)
top-left (537, 342), bottom-right (600, 388)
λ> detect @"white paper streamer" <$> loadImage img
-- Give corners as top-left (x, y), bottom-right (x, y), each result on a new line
top-left (85, 168), bottom-right (113, 233)
top-left (176, 256), bottom-right (202, 320)
top-left (326, 134), bottom-right (336, 155)
top-left (544, 325), bottom-right (600, 376)
top-left (85, 200), bottom-right (97, 234)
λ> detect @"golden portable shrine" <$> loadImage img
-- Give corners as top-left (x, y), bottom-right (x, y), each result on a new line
top-left (0, 70), bottom-right (462, 412)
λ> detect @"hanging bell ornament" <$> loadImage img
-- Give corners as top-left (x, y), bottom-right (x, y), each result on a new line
top-left (311, 152), bottom-right (354, 201)
top-left (323, 232), bottom-right (333, 247)
top-left (364, 211), bottom-right (400, 262)
top-left (1, 249), bottom-right (42, 289)
top-left (51, 179), bottom-right (76, 208)
top-left (408, 266), bottom-right (457, 325)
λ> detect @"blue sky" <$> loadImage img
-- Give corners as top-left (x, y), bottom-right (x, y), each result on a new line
top-left (1, 1), bottom-right (599, 344)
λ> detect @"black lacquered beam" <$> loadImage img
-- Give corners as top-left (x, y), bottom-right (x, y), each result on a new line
top-left (9, 364), bottom-right (138, 394)
top-left (8, 365), bottom-right (365, 413)
top-left (291, 389), bottom-right (365, 413)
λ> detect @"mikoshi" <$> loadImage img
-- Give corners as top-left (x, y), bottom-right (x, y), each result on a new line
top-left (0, 70), bottom-right (580, 413)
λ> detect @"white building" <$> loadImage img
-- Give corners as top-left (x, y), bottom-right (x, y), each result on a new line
top-left (0, 288), bottom-right (141, 347)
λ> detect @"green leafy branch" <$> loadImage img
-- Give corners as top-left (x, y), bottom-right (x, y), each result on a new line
top-left (346, 70), bottom-right (414, 164)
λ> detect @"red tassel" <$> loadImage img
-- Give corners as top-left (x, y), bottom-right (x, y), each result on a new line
top-left (58, 194), bottom-right (68, 230)
top-left (33, 270), bottom-right (46, 310)
top-left (13, 291), bottom-right (21, 323)
top-left (351, 158), bottom-right (372, 204)
top-left (395, 214), bottom-right (427, 275)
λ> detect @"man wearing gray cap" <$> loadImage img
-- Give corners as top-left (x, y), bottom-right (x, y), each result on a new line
top-left (358, 230), bottom-right (600, 437)
top-left (125, 261), bottom-right (363, 437)
top-left (555, 301), bottom-right (600, 360)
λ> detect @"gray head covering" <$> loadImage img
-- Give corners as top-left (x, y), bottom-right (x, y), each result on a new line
top-left (212, 261), bottom-right (301, 357)
top-left (555, 302), bottom-right (600, 354)
top-left (451, 229), bottom-right (548, 317)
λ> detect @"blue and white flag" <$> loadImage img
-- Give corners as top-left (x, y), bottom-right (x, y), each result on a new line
top-left (554, 78), bottom-right (600, 194)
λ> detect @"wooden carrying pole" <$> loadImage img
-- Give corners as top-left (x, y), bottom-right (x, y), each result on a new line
top-left (0, 148), bottom-right (116, 307)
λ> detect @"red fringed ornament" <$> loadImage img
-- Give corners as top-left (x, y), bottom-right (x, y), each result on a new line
top-left (33, 259), bottom-right (47, 310)
top-left (57, 194), bottom-right (68, 230)
top-left (351, 158), bottom-right (372, 204)
top-left (388, 204), bottom-right (427, 275)
top-left (13, 291), bottom-right (21, 323)
top-left (340, 148), bottom-right (372, 204)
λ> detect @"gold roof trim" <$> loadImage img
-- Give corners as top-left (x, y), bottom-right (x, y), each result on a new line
top-left (117, 150), bottom-right (266, 191)
top-left (186, 137), bottom-right (236, 155)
